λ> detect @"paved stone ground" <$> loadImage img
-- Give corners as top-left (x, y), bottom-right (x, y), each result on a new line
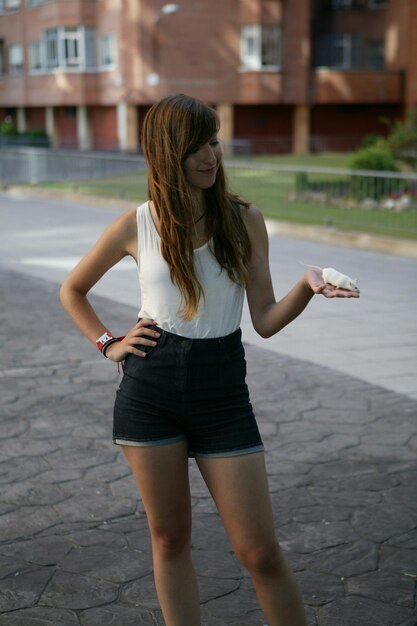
top-left (0, 268), bottom-right (416, 626)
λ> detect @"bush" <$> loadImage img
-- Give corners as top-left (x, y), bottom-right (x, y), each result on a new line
top-left (0, 126), bottom-right (50, 147)
top-left (348, 144), bottom-right (398, 172)
top-left (361, 134), bottom-right (383, 149)
top-left (0, 121), bottom-right (18, 136)
top-left (25, 129), bottom-right (50, 147)
top-left (348, 145), bottom-right (399, 201)
top-left (295, 172), bottom-right (308, 193)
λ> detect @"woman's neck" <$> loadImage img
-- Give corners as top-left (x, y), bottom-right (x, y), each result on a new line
top-left (190, 188), bottom-right (205, 222)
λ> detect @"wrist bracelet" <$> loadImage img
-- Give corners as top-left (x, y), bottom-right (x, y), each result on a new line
top-left (102, 338), bottom-right (119, 357)
top-left (96, 331), bottom-right (115, 352)
top-left (96, 332), bottom-right (126, 358)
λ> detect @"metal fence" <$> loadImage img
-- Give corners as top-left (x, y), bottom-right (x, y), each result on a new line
top-left (1, 148), bottom-right (416, 238)
top-left (0, 148), bottom-right (145, 184)
top-left (225, 161), bottom-right (417, 237)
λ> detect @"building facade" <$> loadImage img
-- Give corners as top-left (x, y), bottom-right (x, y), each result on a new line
top-left (0, 0), bottom-right (416, 153)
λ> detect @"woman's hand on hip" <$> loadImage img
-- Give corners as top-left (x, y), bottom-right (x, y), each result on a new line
top-left (105, 319), bottom-right (161, 362)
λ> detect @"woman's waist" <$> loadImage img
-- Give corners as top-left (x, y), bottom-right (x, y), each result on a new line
top-left (139, 302), bottom-right (243, 340)
top-left (138, 313), bottom-right (241, 341)
top-left (151, 323), bottom-right (241, 348)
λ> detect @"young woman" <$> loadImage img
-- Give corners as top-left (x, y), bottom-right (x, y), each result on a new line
top-left (60, 94), bottom-right (359, 626)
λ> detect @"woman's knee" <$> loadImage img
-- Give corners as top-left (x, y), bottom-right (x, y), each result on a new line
top-left (150, 522), bottom-right (192, 559)
top-left (237, 540), bottom-right (288, 577)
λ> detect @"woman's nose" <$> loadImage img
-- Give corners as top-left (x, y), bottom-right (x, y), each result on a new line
top-left (202, 145), bottom-right (216, 164)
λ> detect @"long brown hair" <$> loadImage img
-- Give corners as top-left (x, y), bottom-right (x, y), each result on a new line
top-left (141, 94), bottom-right (251, 320)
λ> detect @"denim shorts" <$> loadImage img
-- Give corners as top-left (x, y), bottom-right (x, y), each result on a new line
top-left (113, 326), bottom-right (264, 458)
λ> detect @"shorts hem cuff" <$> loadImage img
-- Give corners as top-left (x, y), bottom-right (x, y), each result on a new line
top-left (113, 435), bottom-right (186, 448)
top-left (190, 444), bottom-right (264, 459)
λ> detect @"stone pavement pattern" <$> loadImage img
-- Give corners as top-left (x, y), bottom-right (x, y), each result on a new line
top-left (0, 268), bottom-right (416, 626)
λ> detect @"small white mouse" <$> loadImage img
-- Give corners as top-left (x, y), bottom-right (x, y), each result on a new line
top-left (300, 263), bottom-right (360, 293)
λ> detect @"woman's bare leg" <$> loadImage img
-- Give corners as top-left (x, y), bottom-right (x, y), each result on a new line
top-left (197, 452), bottom-right (307, 626)
top-left (123, 441), bottom-right (200, 626)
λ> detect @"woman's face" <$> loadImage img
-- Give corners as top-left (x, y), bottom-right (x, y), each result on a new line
top-left (183, 136), bottom-right (222, 191)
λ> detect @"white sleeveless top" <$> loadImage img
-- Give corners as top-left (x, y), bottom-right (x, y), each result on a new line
top-left (137, 202), bottom-right (244, 338)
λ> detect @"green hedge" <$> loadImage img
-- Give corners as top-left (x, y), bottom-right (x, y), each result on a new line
top-left (0, 122), bottom-right (50, 147)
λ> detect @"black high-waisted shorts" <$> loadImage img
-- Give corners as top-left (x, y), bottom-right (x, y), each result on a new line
top-left (113, 326), bottom-right (264, 458)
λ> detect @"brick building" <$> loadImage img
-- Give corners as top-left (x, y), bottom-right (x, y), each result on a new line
top-left (0, 0), bottom-right (416, 153)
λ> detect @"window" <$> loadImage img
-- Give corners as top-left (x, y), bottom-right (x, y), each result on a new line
top-left (43, 26), bottom-right (96, 71)
top-left (99, 33), bottom-right (116, 68)
top-left (241, 25), bottom-right (282, 70)
top-left (0, 40), bottom-right (4, 75)
top-left (367, 39), bottom-right (385, 69)
top-left (332, 0), bottom-right (352, 7)
top-left (65, 106), bottom-right (76, 118)
top-left (334, 34), bottom-right (361, 69)
top-left (5, 0), bottom-right (20, 9)
top-left (0, 0), bottom-right (21, 12)
top-left (262, 26), bottom-right (281, 67)
top-left (315, 33), bottom-right (362, 69)
top-left (63, 27), bottom-right (80, 67)
top-left (331, 0), bottom-right (388, 9)
top-left (9, 44), bottom-right (23, 74)
top-left (29, 41), bottom-right (44, 71)
top-left (45, 28), bottom-right (59, 69)
top-left (84, 27), bottom-right (96, 68)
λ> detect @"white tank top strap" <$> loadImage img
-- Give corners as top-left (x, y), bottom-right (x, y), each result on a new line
top-left (137, 201), bottom-right (160, 265)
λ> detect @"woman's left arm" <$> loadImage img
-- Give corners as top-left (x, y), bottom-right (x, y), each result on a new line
top-left (243, 206), bottom-right (359, 339)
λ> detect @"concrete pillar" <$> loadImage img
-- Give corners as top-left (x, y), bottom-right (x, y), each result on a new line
top-left (77, 106), bottom-right (92, 151)
top-left (292, 104), bottom-right (310, 155)
top-left (405, 0), bottom-right (417, 113)
top-left (16, 107), bottom-right (26, 133)
top-left (45, 106), bottom-right (60, 148)
top-left (117, 103), bottom-right (139, 152)
top-left (217, 103), bottom-right (234, 157)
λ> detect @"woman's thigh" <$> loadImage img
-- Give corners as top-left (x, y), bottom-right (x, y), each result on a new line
top-left (196, 452), bottom-right (278, 554)
top-left (122, 440), bottom-right (192, 537)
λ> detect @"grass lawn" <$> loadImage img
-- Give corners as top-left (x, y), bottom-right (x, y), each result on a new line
top-left (227, 168), bottom-right (417, 239)
top-left (253, 152), bottom-right (352, 169)
top-left (40, 172), bottom-right (149, 203)
top-left (35, 153), bottom-right (417, 240)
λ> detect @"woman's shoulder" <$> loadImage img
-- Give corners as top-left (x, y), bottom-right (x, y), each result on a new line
top-left (113, 201), bottom-right (150, 229)
top-left (103, 208), bottom-right (138, 247)
top-left (116, 207), bottom-right (138, 229)
top-left (240, 204), bottom-right (266, 229)
top-left (107, 208), bottom-right (138, 259)
top-left (239, 204), bottom-right (268, 253)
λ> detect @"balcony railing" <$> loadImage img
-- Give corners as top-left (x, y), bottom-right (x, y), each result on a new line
top-left (314, 35), bottom-right (385, 71)
top-left (322, 0), bottom-right (388, 11)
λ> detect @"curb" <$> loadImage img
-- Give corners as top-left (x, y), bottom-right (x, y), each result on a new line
top-left (265, 220), bottom-right (417, 259)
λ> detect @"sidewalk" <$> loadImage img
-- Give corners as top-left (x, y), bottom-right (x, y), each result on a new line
top-left (0, 268), bottom-right (416, 626)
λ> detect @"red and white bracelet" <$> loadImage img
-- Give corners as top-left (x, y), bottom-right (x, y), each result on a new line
top-left (96, 331), bottom-right (125, 358)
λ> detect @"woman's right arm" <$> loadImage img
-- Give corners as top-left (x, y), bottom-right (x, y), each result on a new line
top-left (60, 209), bottom-right (159, 362)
